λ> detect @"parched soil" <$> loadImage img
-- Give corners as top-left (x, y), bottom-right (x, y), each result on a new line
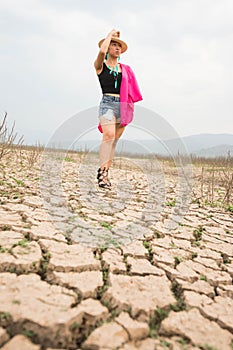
top-left (0, 149), bottom-right (232, 350)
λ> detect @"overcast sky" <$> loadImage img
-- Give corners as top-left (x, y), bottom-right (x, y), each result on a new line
top-left (0, 0), bottom-right (233, 144)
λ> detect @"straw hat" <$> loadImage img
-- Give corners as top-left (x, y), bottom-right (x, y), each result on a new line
top-left (98, 35), bottom-right (128, 53)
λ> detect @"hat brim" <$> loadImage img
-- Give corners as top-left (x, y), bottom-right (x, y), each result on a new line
top-left (98, 37), bottom-right (128, 53)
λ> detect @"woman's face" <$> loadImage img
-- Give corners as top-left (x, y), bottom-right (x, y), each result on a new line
top-left (108, 41), bottom-right (122, 57)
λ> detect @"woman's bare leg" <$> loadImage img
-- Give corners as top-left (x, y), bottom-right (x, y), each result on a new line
top-left (99, 117), bottom-right (116, 170)
top-left (98, 117), bottom-right (125, 188)
top-left (107, 123), bottom-right (125, 169)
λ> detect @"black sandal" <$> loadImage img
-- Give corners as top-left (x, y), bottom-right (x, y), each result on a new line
top-left (97, 167), bottom-right (111, 189)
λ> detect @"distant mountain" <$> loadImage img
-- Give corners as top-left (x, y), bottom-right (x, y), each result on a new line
top-left (176, 133), bottom-right (233, 153)
top-left (195, 144), bottom-right (233, 158)
top-left (73, 133), bottom-right (233, 158)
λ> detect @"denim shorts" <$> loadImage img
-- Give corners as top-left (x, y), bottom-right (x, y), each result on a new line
top-left (98, 95), bottom-right (121, 121)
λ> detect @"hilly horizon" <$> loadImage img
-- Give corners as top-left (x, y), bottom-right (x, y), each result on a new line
top-left (75, 133), bottom-right (233, 158)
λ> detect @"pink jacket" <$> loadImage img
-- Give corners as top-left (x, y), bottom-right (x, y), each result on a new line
top-left (98, 63), bottom-right (143, 133)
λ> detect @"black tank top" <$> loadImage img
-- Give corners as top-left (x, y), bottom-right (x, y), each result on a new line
top-left (98, 63), bottom-right (122, 94)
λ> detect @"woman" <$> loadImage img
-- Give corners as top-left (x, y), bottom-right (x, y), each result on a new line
top-left (94, 29), bottom-right (142, 189)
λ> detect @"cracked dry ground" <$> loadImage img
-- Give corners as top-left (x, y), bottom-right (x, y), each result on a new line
top-left (0, 150), bottom-right (233, 350)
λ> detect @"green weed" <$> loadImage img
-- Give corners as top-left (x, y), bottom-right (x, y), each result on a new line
top-left (0, 312), bottom-right (11, 320)
top-left (12, 177), bottom-right (25, 187)
top-left (100, 221), bottom-right (112, 230)
top-left (221, 252), bottom-right (231, 264)
top-left (64, 157), bottom-right (74, 162)
top-left (174, 255), bottom-right (183, 267)
top-left (177, 337), bottom-right (190, 345)
top-left (160, 340), bottom-right (170, 347)
top-left (23, 330), bottom-right (35, 339)
top-left (171, 281), bottom-right (186, 311)
top-left (143, 241), bottom-right (150, 249)
top-left (14, 238), bottom-right (30, 248)
top-left (164, 199), bottom-right (176, 207)
top-left (193, 225), bottom-right (204, 241)
top-left (201, 344), bottom-right (220, 350)
top-left (200, 275), bottom-right (207, 281)
top-left (1, 224), bottom-right (12, 231)
top-left (70, 322), bottom-right (80, 331)
top-left (149, 307), bottom-right (169, 338)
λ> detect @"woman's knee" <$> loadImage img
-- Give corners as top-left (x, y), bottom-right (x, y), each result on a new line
top-left (102, 131), bottom-right (115, 141)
